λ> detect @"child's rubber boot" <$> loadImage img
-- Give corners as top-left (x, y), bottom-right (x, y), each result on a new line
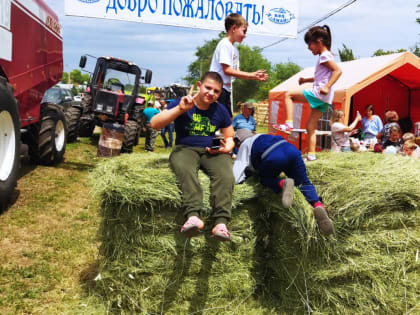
top-left (313, 205), bottom-right (334, 235)
top-left (281, 178), bottom-right (295, 209)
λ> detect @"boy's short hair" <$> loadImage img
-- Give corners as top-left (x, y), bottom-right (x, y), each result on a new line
top-left (225, 13), bottom-right (247, 32)
top-left (389, 125), bottom-right (401, 134)
top-left (201, 71), bottom-right (223, 86)
top-left (404, 140), bottom-right (416, 150)
top-left (402, 132), bottom-right (415, 142)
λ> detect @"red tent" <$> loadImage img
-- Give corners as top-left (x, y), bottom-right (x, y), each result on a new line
top-left (269, 52), bottom-right (420, 152)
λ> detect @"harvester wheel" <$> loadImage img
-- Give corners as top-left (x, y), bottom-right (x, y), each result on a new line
top-left (65, 107), bottom-right (81, 142)
top-left (0, 79), bottom-right (20, 211)
top-left (121, 120), bottom-right (138, 153)
top-left (26, 104), bottom-right (67, 165)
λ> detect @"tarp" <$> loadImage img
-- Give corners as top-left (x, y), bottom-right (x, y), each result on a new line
top-left (269, 52), bottom-right (420, 151)
top-left (64, 0), bottom-right (298, 37)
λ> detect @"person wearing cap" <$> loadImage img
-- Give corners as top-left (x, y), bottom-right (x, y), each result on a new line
top-left (232, 99), bottom-right (256, 132)
top-left (143, 101), bottom-right (160, 151)
top-left (232, 129), bottom-right (334, 235)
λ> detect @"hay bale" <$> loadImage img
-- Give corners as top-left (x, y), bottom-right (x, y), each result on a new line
top-left (91, 153), bottom-right (266, 313)
top-left (90, 152), bottom-right (420, 314)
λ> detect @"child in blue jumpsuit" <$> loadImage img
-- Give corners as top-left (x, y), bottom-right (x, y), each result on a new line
top-left (233, 129), bottom-right (334, 235)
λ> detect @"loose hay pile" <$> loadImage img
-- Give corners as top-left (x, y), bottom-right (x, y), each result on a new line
top-left (90, 152), bottom-right (420, 314)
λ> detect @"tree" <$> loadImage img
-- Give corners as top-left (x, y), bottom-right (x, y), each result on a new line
top-left (254, 61), bottom-right (301, 101)
top-left (184, 34), bottom-right (272, 106)
top-left (70, 69), bottom-right (84, 84)
top-left (338, 44), bottom-right (355, 62)
top-left (231, 45), bottom-right (271, 106)
top-left (61, 72), bottom-right (69, 83)
top-left (372, 48), bottom-right (406, 56)
top-left (184, 33), bottom-right (224, 84)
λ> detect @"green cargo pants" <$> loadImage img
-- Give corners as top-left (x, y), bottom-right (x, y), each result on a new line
top-left (169, 145), bottom-right (234, 225)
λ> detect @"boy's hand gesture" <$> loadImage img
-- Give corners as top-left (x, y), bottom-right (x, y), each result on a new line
top-left (254, 70), bottom-right (268, 82)
top-left (179, 85), bottom-right (197, 112)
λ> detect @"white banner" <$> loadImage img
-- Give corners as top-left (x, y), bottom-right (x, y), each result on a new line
top-left (64, 0), bottom-right (298, 37)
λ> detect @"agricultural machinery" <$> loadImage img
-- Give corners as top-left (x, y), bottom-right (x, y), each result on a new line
top-left (78, 55), bottom-right (152, 152)
top-left (0, 0), bottom-right (66, 210)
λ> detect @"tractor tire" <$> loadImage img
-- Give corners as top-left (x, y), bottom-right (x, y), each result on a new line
top-left (121, 120), bottom-right (138, 153)
top-left (78, 119), bottom-right (95, 137)
top-left (0, 79), bottom-right (20, 211)
top-left (65, 107), bottom-right (81, 143)
top-left (78, 94), bottom-right (95, 137)
top-left (25, 104), bottom-right (67, 165)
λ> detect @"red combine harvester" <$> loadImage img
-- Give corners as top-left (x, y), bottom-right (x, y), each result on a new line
top-left (0, 0), bottom-right (66, 210)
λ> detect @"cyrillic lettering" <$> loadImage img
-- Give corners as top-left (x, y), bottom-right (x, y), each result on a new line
top-left (252, 5), bottom-right (261, 25)
top-left (148, 0), bottom-right (158, 13)
top-left (138, 0), bottom-right (148, 17)
top-left (117, 0), bottom-right (127, 10)
top-left (173, 0), bottom-right (182, 16)
top-left (215, 1), bottom-right (224, 20)
top-left (182, 0), bottom-right (194, 17)
top-left (162, 0), bottom-right (171, 15)
top-left (243, 3), bottom-right (252, 21)
top-left (234, 2), bottom-right (242, 15)
top-left (106, 0), bottom-right (118, 14)
top-left (204, 0), bottom-right (215, 20)
top-left (195, 0), bottom-right (204, 18)
top-left (127, 0), bottom-right (136, 11)
top-left (225, 2), bottom-right (233, 16)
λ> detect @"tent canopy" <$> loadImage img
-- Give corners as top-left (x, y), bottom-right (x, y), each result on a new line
top-left (271, 52), bottom-right (420, 103)
top-left (268, 52), bottom-right (420, 151)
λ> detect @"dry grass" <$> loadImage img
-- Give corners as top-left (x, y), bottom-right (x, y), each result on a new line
top-left (91, 151), bottom-right (420, 314)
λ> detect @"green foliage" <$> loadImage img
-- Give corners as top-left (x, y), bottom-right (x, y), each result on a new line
top-left (71, 85), bottom-right (78, 96)
top-left (184, 32), bottom-right (224, 84)
top-left (61, 72), bottom-right (69, 84)
top-left (253, 61), bottom-right (301, 102)
top-left (411, 43), bottom-right (420, 57)
top-left (70, 69), bottom-right (90, 84)
top-left (232, 45), bottom-right (271, 105)
top-left (372, 48), bottom-right (407, 56)
top-left (185, 34), bottom-right (300, 107)
top-left (338, 43), bottom-right (356, 62)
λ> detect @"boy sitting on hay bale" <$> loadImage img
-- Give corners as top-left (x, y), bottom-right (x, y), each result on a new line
top-left (232, 128), bottom-right (334, 235)
top-left (150, 71), bottom-right (235, 241)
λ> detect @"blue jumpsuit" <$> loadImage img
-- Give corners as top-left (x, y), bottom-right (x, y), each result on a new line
top-left (250, 135), bottom-right (320, 205)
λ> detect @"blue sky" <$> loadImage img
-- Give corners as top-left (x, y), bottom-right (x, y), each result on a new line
top-left (45, 0), bottom-right (419, 87)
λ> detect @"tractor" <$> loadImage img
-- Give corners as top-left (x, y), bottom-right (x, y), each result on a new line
top-left (78, 55), bottom-right (152, 152)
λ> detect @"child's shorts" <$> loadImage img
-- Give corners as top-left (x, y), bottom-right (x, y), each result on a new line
top-left (302, 89), bottom-right (331, 113)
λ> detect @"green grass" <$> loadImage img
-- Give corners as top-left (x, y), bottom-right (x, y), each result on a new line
top-left (0, 130), bottom-right (187, 314)
top-left (2, 125), bottom-right (418, 314)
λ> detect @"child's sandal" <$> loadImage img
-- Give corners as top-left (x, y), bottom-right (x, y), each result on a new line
top-left (181, 216), bottom-right (204, 238)
top-left (211, 223), bottom-right (231, 242)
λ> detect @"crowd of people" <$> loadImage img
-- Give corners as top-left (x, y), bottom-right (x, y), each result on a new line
top-left (330, 105), bottom-right (420, 158)
top-left (145, 13), bottom-right (418, 242)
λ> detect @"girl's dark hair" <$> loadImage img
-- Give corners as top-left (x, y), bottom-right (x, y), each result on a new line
top-left (304, 25), bottom-right (332, 50)
top-left (365, 104), bottom-right (375, 114)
